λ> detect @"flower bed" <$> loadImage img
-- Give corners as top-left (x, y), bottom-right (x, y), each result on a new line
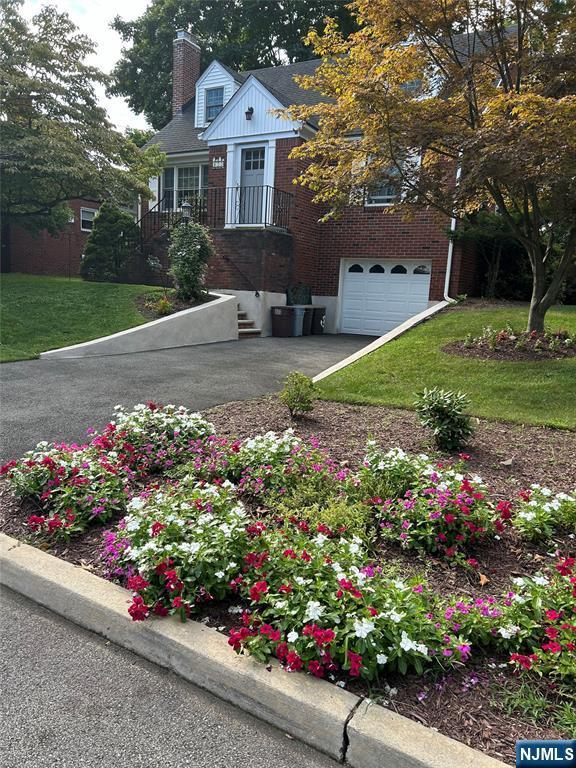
top-left (1, 401), bottom-right (575, 763)
top-left (445, 325), bottom-right (576, 361)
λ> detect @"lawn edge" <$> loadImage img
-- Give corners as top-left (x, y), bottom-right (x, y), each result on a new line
top-left (0, 533), bottom-right (507, 767)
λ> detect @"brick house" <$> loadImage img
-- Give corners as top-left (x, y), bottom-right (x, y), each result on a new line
top-left (142, 29), bottom-right (478, 335)
top-left (5, 199), bottom-right (101, 278)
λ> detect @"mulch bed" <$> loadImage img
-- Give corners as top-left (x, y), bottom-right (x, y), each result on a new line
top-left (444, 339), bottom-right (576, 362)
top-left (1, 397), bottom-right (575, 765)
top-left (136, 292), bottom-right (213, 321)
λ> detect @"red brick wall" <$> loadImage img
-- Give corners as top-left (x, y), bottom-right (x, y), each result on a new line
top-left (172, 34), bottom-right (201, 116)
top-left (272, 138), bottom-right (476, 301)
top-left (317, 207), bottom-right (454, 300)
top-left (8, 199), bottom-right (100, 277)
top-left (275, 138), bottom-right (324, 292)
top-left (206, 229), bottom-right (293, 292)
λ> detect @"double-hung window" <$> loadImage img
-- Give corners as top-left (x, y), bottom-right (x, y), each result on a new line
top-left (161, 165), bottom-right (209, 211)
top-left (365, 165), bottom-right (402, 206)
top-left (80, 207), bottom-right (98, 231)
top-left (205, 87), bottom-right (224, 122)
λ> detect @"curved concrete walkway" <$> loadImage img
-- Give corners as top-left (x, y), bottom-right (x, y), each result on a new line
top-left (0, 335), bottom-right (370, 462)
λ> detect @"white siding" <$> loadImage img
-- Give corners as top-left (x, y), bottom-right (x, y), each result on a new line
top-left (195, 62), bottom-right (238, 128)
top-left (202, 77), bottom-right (300, 142)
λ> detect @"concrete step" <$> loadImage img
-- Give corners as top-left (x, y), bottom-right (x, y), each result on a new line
top-left (237, 311), bottom-right (248, 320)
top-left (238, 319), bottom-right (255, 329)
top-left (238, 328), bottom-right (262, 338)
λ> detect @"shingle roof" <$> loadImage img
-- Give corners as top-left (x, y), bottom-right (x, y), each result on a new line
top-left (145, 58), bottom-right (325, 155)
top-left (144, 99), bottom-right (207, 154)
top-left (242, 59), bottom-right (324, 108)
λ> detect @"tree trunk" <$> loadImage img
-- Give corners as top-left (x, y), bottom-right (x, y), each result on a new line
top-left (526, 245), bottom-right (547, 333)
top-left (527, 300), bottom-right (546, 333)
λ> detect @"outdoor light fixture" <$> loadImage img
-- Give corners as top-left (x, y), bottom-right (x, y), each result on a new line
top-left (245, 106), bottom-right (254, 121)
top-left (181, 200), bottom-right (192, 224)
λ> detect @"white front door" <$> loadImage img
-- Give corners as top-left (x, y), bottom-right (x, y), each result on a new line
top-left (239, 147), bottom-right (265, 223)
top-left (340, 259), bottom-right (432, 335)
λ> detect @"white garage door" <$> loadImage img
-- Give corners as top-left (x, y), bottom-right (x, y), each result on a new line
top-left (341, 259), bottom-right (432, 335)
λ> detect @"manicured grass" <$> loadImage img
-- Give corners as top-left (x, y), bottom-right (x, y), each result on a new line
top-left (317, 303), bottom-right (576, 428)
top-left (0, 274), bottom-right (164, 362)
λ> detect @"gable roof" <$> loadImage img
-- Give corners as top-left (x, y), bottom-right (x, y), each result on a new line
top-left (145, 58), bottom-right (325, 155)
top-left (241, 59), bottom-right (324, 108)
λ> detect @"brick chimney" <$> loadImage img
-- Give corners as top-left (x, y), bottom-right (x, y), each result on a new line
top-left (172, 29), bottom-right (201, 116)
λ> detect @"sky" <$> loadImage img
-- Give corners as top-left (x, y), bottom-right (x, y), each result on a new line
top-left (23, 0), bottom-right (152, 131)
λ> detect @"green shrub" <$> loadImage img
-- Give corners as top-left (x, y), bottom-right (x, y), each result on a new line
top-left (279, 498), bottom-right (374, 541)
top-left (144, 292), bottom-right (174, 316)
top-left (80, 202), bottom-right (139, 282)
top-left (414, 387), bottom-right (474, 451)
top-left (279, 371), bottom-right (316, 418)
top-left (168, 222), bottom-right (214, 301)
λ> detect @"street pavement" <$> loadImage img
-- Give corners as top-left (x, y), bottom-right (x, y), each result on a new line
top-left (0, 587), bottom-right (339, 768)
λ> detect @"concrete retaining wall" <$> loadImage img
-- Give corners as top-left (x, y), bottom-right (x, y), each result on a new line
top-left (40, 293), bottom-right (238, 359)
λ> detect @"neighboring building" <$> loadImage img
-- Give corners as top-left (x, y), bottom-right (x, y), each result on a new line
top-left (141, 29), bottom-right (478, 335)
top-left (6, 199), bottom-right (101, 278)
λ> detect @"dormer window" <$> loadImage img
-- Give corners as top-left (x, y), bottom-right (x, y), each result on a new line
top-left (205, 87), bottom-right (224, 122)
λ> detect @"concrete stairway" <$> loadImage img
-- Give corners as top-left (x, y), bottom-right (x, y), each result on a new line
top-left (237, 305), bottom-right (261, 339)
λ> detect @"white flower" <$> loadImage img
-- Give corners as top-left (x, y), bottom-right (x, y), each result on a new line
top-left (498, 625), bottom-right (520, 639)
top-left (214, 571), bottom-right (225, 579)
top-left (314, 533), bottom-right (328, 546)
top-left (287, 630), bottom-right (299, 643)
top-left (532, 575), bottom-right (548, 586)
top-left (511, 577), bottom-right (525, 587)
top-left (304, 601), bottom-right (324, 622)
top-left (354, 618), bottom-right (375, 638)
top-left (179, 541), bottom-right (201, 555)
top-left (398, 631), bottom-right (426, 655)
top-left (127, 497), bottom-right (145, 511)
top-left (519, 511), bottom-right (535, 521)
top-left (376, 653), bottom-right (388, 665)
top-left (383, 609), bottom-right (405, 624)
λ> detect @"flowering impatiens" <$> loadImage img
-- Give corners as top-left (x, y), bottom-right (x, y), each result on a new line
top-left (3, 408), bottom-right (575, 687)
top-left (0, 403), bottom-right (215, 538)
top-left (512, 485), bottom-right (576, 541)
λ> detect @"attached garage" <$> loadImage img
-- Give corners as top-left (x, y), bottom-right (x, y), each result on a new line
top-left (340, 259), bottom-right (432, 335)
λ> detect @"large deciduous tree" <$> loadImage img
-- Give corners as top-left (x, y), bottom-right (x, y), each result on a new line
top-left (284, 0), bottom-right (576, 331)
top-left (0, 0), bottom-right (164, 237)
top-left (109, 0), bottom-right (356, 130)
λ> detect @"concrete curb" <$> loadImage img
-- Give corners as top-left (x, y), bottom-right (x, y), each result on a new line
top-left (39, 293), bottom-right (238, 359)
top-left (312, 301), bottom-right (450, 383)
top-left (0, 534), bottom-right (508, 767)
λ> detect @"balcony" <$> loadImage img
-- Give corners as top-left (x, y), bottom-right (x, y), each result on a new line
top-left (140, 186), bottom-right (293, 244)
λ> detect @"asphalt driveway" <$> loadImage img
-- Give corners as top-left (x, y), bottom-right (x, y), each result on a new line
top-left (0, 335), bottom-right (369, 462)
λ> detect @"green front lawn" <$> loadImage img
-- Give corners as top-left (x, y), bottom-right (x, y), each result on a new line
top-left (318, 303), bottom-right (576, 428)
top-left (0, 274), bottom-right (164, 362)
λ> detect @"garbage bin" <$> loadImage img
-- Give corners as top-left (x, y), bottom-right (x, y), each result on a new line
top-left (271, 306), bottom-right (295, 337)
top-left (293, 306), bottom-right (305, 337)
top-left (302, 307), bottom-right (313, 335)
top-left (312, 306), bottom-right (326, 334)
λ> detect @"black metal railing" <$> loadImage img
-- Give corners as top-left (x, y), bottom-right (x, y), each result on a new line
top-left (139, 185), bottom-right (292, 243)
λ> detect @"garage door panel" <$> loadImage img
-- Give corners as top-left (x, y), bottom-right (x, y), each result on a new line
top-left (341, 260), bottom-right (431, 335)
